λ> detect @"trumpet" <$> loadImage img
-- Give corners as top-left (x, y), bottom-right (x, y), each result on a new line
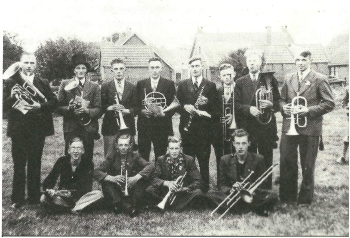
top-left (184, 86), bottom-right (205, 131)
top-left (157, 172), bottom-right (187, 210)
top-left (114, 94), bottom-right (129, 131)
top-left (255, 86), bottom-right (273, 124)
top-left (221, 90), bottom-right (237, 154)
top-left (120, 165), bottom-right (129, 197)
top-left (286, 93), bottom-right (308, 136)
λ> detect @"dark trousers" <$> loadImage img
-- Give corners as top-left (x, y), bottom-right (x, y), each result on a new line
top-left (64, 129), bottom-right (94, 162)
top-left (11, 133), bottom-right (45, 204)
top-left (138, 129), bottom-right (168, 162)
top-left (101, 180), bottom-right (148, 210)
top-left (279, 133), bottom-right (319, 204)
top-left (181, 129), bottom-right (211, 192)
top-left (249, 139), bottom-right (273, 189)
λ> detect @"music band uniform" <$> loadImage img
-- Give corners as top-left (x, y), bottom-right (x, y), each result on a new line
top-left (4, 70), bottom-right (58, 205)
top-left (136, 77), bottom-right (176, 161)
top-left (279, 69), bottom-right (335, 204)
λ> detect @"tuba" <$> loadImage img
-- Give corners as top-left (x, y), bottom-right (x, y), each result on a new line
top-left (255, 86), bottom-right (273, 124)
top-left (114, 94), bottom-right (129, 131)
top-left (286, 93), bottom-right (308, 136)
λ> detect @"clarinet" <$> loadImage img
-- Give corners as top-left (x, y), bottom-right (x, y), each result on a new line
top-left (184, 86), bottom-right (205, 131)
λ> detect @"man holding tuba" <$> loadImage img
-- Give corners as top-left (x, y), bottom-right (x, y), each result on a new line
top-left (94, 133), bottom-right (155, 217)
top-left (145, 136), bottom-right (204, 211)
top-left (279, 50), bottom-right (335, 205)
top-left (234, 49), bottom-right (281, 189)
top-left (57, 53), bottom-right (101, 163)
top-left (3, 52), bottom-right (58, 208)
top-left (101, 58), bottom-right (136, 157)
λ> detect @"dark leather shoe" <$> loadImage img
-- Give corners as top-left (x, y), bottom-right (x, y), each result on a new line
top-left (11, 202), bottom-right (24, 209)
top-left (255, 208), bottom-right (269, 217)
top-left (113, 206), bottom-right (122, 215)
top-left (127, 208), bottom-right (139, 218)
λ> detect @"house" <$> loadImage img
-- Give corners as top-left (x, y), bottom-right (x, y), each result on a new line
top-left (190, 26), bottom-right (329, 84)
top-left (100, 29), bottom-right (175, 83)
top-left (326, 34), bottom-right (349, 83)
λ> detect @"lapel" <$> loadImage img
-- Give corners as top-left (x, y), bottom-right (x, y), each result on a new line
top-left (245, 76), bottom-right (256, 104)
top-left (290, 73), bottom-right (299, 94)
top-left (82, 79), bottom-right (94, 99)
top-left (121, 81), bottom-right (132, 103)
top-left (186, 79), bottom-right (197, 95)
top-left (156, 77), bottom-right (166, 93)
top-left (230, 154), bottom-right (238, 182)
top-left (298, 71), bottom-right (314, 95)
top-left (145, 78), bottom-right (153, 94)
top-left (243, 153), bottom-right (254, 178)
top-left (112, 153), bottom-right (136, 174)
top-left (108, 79), bottom-right (117, 99)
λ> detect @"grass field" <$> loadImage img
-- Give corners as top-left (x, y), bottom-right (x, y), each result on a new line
top-left (2, 86), bottom-right (349, 236)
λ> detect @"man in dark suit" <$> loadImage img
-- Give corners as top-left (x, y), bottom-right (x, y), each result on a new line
top-left (3, 52), bottom-right (58, 208)
top-left (146, 136), bottom-right (204, 211)
top-left (101, 58), bottom-right (136, 157)
top-left (136, 57), bottom-right (176, 162)
top-left (94, 133), bottom-right (155, 217)
top-left (234, 50), bottom-right (281, 189)
top-left (212, 63), bottom-right (237, 188)
top-left (279, 50), bottom-right (335, 205)
top-left (177, 56), bottom-right (219, 192)
top-left (57, 53), bottom-right (101, 163)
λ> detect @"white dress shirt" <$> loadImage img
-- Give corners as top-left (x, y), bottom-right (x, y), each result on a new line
top-left (192, 75), bottom-right (203, 87)
top-left (114, 78), bottom-right (125, 100)
top-left (223, 83), bottom-right (235, 102)
top-left (151, 77), bottom-right (160, 91)
top-left (298, 67), bottom-right (311, 82)
top-left (249, 71), bottom-right (260, 82)
top-left (20, 71), bottom-right (35, 84)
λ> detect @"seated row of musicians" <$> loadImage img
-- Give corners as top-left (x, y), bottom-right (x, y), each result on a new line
top-left (41, 129), bottom-right (277, 217)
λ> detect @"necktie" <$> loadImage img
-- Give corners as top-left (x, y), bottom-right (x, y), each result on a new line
top-left (79, 80), bottom-right (83, 87)
top-left (194, 78), bottom-right (199, 92)
top-left (117, 80), bottom-right (122, 100)
top-left (298, 72), bottom-right (303, 91)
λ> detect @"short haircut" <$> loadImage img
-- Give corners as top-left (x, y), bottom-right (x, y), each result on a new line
top-left (189, 56), bottom-right (202, 65)
top-left (148, 57), bottom-right (162, 63)
top-left (232, 129), bottom-right (250, 141)
top-left (69, 137), bottom-right (84, 147)
top-left (110, 58), bottom-right (125, 66)
top-left (244, 49), bottom-right (263, 60)
top-left (298, 50), bottom-right (312, 58)
top-left (219, 63), bottom-right (234, 72)
top-left (116, 132), bottom-right (132, 145)
top-left (168, 136), bottom-right (182, 147)
top-left (20, 52), bottom-right (36, 61)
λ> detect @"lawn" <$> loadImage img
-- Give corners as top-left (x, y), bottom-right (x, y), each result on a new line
top-left (2, 86), bottom-right (349, 236)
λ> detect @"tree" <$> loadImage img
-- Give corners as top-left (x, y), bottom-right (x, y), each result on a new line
top-left (35, 37), bottom-right (99, 82)
top-left (3, 31), bottom-right (23, 72)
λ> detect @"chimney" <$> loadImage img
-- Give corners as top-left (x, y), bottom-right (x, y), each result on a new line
top-left (112, 33), bottom-right (119, 43)
top-left (266, 26), bottom-right (272, 45)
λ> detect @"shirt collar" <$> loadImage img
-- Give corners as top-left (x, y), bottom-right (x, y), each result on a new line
top-left (299, 68), bottom-right (311, 81)
top-left (151, 76), bottom-right (160, 82)
top-left (114, 78), bottom-right (125, 84)
top-left (75, 77), bottom-right (86, 85)
top-left (20, 71), bottom-right (35, 83)
top-left (249, 71), bottom-right (260, 81)
top-left (192, 75), bottom-right (203, 85)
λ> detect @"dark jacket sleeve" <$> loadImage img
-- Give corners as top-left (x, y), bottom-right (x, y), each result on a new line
top-left (101, 82), bottom-right (110, 113)
top-left (94, 159), bottom-right (113, 182)
top-left (88, 83), bottom-right (102, 119)
top-left (234, 78), bottom-right (251, 117)
top-left (57, 80), bottom-right (73, 117)
top-left (253, 155), bottom-right (268, 190)
top-left (38, 78), bottom-right (58, 113)
top-left (3, 79), bottom-right (17, 112)
top-left (74, 161), bottom-right (94, 198)
top-left (185, 156), bottom-right (203, 191)
top-left (135, 80), bottom-right (144, 116)
top-left (43, 157), bottom-right (63, 190)
top-left (271, 76), bottom-right (282, 113)
top-left (135, 154), bottom-right (155, 179)
top-left (150, 156), bottom-right (167, 187)
top-left (218, 156), bottom-right (231, 194)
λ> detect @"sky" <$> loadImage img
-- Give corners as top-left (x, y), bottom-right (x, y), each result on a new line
top-left (1, 0), bottom-right (349, 52)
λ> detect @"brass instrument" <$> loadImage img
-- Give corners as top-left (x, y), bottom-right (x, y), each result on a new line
top-left (157, 172), bottom-right (187, 210)
top-left (221, 88), bottom-right (237, 154)
top-left (255, 86), bottom-right (273, 124)
top-left (114, 94), bottom-right (129, 131)
top-left (184, 86), bottom-right (205, 131)
top-left (143, 89), bottom-right (167, 116)
top-left (286, 93), bottom-right (308, 136)
top-left (120, 165), bottom-right (129, 197)
top-left (162, 96), bottom-right (181, 114)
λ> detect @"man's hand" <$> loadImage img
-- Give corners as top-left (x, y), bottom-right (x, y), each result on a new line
top-left (164, 180), bottom-right (180, 192)
top-left (184, 104), bottom-right (196, 115)
top-left (120, 109), bottom-right (130, 115)
top-left (10, 87), bottom-right (21, 99)
top-left (105, 175), bottom-right (125, 184)
top-left (127, 174), bottom-right (141, 189)
top-left (46, 189), bottom-right (56, 196)
top-left (296, 105), bottom-right (309, 116)
top-left (197, 96), bottom-right (208, 106)
top-left (141, 109), bottom-right (153, 118)
top-left (283, 104), bottom-right (292, 116)
top-left (259, 100), bottom-right (273, 109)
top-left (230, 182), bottom-right (243, 194)
top-left (25, 101), bottom-right (41, 111)
top-left (249, 106), bottom-right (261, 117)
top-left (225, 113), bottom-right (232, 124)
top-left (175, 187), bottom-right (190, 193)
top-left (107, 104), bottom-right (125, 112)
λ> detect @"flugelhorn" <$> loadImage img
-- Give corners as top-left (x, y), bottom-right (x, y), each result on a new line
top-left (255, 86), bottom-right (273, 125)
top-left (286, 93), bottom-right (307, 136)
top-left (157, 172), bottom-right (187, 210)
top-left (114, 94), bottom-right (129, 131)
top-left (184, 86), bottom-right (205, 131)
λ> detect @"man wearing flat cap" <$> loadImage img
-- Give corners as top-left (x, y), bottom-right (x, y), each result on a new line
top-left (57, 53), bottom-right (102, 163)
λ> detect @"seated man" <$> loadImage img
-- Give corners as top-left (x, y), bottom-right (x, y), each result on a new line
top-left (94, 133), bottom-right (154, 217)
top-left (40, 137), bottom-right (94, 212)
top-left (209, 129), bottom-right (278, 217)
top-left (146, 136), bottom-right (204, 211)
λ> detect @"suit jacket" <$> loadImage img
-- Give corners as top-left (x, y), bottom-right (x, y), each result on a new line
top-left (94, 151), bottom-right (155, 182)
top-left (219, 152), bottom-right (267, 194)
top-left (3, 72), bottom-right (57, 137)
top-left (177, 78), bottom-right (219, 134)
top-left (234, 72), bottom-right (281, 141)
top-left (151, 153), bottom-right (203, 191)
top-left (136, 77), bottom-right (176, 135)
top-left (101, 79), bottom-right (136, 135)
top-left (279, 70), bottom-right (335, 136)
top-left (57, 78), bottom-right (101, 134)
top-left (42, 155), bottom-right (94, 199)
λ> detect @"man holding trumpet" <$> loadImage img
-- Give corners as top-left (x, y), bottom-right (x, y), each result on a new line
top-left (145, 136), bottom-right (204, 211)
top-left (94, 133), bottom-right (154, 217)
top-left (101, 58), bottom-right (136, 157)
top-left (279, 50), bottom-right (335, 205)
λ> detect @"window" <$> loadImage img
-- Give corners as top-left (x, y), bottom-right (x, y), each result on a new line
top-left (330, 66), bottom-right (339, 77)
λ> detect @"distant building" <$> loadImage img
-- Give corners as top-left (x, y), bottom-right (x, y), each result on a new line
top-left (100, 29), bottom-right (174, 83)
top-left (189, 26), bottom-right (329, 84)
top-left (326, 34), bottom-right (349, 83)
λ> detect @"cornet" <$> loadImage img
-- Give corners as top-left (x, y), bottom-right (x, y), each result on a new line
top-left (255, 86), bottom-right (273, 125)
top-left (114, 94), bottom-right (129, 131)
top-left (120, 165), bottom-right (129, 197)
top-left (286, 93), bottom-right (308, 136)
top-left (221, 89), bottom-right (237, 152)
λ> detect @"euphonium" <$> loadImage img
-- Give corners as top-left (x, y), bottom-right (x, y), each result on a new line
top-left (114, 94), bottom-right (129, 131)
top-left (286, 93), bottom-right (307, 136)
top-left (255, 86), bottom-right (273, 125)
top-left (157, 172), bottom-right (187, 210)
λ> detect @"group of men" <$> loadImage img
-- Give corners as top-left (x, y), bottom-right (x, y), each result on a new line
top-left (3, 48), bottom-right (335, 218)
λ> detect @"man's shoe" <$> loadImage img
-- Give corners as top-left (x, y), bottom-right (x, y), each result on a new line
top-left (11, 202), bottom-right (23, 209)
top-left (127, 208), bottom-right (139, 218)
top-left (255, 208), bottom-right (269, 217)
top-left (113, 206), bottom-right (122, 215)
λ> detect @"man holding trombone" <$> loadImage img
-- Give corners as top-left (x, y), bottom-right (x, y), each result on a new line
top-left (209, 129), bottom-right (278, 218)
top-left (279, 50), bottom-right (334, 205)
top-left (145, 136), bottom-right (204, 211)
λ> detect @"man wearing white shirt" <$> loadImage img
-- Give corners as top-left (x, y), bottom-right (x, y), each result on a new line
top-left (136, 58), bottom-right (176, 162)
top-left (101, 58), bottom-right (136, 157)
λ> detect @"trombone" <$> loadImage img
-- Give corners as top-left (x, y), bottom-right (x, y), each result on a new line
top-left (157, 172), bottom-right (187, 210)
top-left (286, 93), bottom-right (308, 136)
top-left (114, 94), bottom-right (129, 131)
top-left (255, 86), bottom-right (273, 125)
